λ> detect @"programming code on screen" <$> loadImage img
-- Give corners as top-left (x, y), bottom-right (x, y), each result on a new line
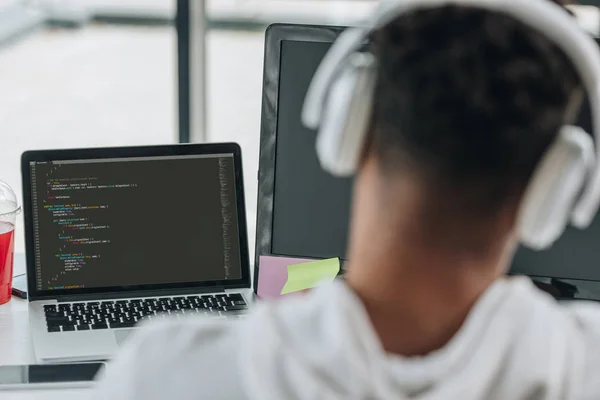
top-left (30, 155), bottom-right (241, 291)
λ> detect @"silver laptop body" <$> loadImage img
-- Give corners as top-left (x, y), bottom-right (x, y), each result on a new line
top-left (21, 143), bottom-right (253, 363)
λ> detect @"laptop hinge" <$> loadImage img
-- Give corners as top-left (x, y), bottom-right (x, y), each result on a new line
top-left (50, 286), bottom-right (227, 303)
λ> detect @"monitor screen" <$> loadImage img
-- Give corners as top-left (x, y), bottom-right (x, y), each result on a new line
top-left (29, 153), bottom-right (242, 291)
top-left (271, 37), bottom-right (600, 282)
top-left (272, 40), bottom-right (353, 260)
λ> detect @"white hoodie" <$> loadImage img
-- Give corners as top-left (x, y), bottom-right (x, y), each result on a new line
top-left (94, 277), bottom-right (600, 399)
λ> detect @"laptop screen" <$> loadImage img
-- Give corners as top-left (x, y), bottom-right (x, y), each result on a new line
top-left (28, 153), bottom-right (242, 292)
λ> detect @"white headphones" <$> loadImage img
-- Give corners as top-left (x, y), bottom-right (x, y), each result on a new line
top-left (302, 0), bottom-right (600, 250)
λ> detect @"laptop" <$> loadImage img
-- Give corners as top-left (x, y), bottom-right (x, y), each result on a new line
top-left (21, 143), bottom-right (253, 363)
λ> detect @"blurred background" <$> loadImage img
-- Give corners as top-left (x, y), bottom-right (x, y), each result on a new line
top-left (0, 0), bottom-right (598, 259)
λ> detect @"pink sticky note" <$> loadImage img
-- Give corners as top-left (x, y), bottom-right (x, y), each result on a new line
top-left (257, 255), bottom-right (314, 300)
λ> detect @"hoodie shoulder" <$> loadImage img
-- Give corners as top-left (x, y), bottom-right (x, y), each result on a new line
top-left (560, 301), bottom-right (600, 398)
top-left (94, 317), bottom-right (248, 400)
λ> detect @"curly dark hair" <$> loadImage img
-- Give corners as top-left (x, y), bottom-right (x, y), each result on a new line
top-left (370, 2), bottom-right (583, 216)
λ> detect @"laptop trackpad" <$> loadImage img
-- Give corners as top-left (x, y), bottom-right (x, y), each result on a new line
top-left (114, 329), bottom-right (136, 346)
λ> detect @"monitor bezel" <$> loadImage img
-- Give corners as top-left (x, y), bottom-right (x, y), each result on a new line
top-left (22, 142), bottom-right (252, 301)
top-left (254, 24), bottom-right (345, 294)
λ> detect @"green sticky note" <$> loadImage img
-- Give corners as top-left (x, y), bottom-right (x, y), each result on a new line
top-left (280, 258), bottom-right (340, 295)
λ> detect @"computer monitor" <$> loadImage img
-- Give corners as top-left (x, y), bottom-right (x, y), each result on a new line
top-left (255, 24), bottom-right (600, 297)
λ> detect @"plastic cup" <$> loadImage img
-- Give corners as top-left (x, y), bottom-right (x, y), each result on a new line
top-left (0, 180), bottom-right (20, 305)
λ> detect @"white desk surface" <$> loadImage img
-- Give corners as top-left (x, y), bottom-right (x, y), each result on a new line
top-left (0, 254), bottom-right (91, 399)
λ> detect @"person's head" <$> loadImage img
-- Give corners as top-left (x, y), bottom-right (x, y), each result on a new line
top-left (353, 1), bottom-right (583, 261)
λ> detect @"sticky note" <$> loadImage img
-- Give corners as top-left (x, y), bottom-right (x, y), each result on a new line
top-left (257, 256), bottom-right (313, 299)
top-left (280, 258), bottom-right (340, 295)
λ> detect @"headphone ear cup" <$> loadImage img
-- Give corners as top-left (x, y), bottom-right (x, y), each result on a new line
top-left (518, 126), bottom-right (595, 250)
top-left (316, 53), bottom-right (376, 177)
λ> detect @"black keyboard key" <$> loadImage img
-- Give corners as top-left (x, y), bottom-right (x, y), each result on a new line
top-left (228, 293), bottom-right (244, 301)
top-left (91, 323), bottom-right (109, 330)
top-left (224, 305), bottom-right (248, 312)
top-left (46, 317), bottom-right (70, 325)
top-left (44, 305), bottom-right (57, 311)
top-left (187, 296), bottom-right (200, 302)
top-left (77, 325), bottom-right (90, 331)
top-left (116, 300), bottom-right (129, 304)
top-left (62, 325), bottom-right (76, 331)
top-left (45, 311), bottom-right (64, 318)
top-left (47, 326), bottom-right (61, 332)
top-left (110, 321), bottom-right (136, 329)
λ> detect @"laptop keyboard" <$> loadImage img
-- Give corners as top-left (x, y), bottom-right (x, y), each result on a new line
top-left (43, 294), bottom-right (248, 333)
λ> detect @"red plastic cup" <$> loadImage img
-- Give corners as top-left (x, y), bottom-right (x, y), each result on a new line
top-left (0, 222), bottom-right (14, 304)
top-left (0, 180), bottom-right (20, 305)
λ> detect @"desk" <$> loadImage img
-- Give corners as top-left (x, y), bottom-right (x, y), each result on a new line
top-left (0, 254), bottom-right (91, 399)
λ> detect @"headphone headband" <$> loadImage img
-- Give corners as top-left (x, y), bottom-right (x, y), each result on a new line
top-left (302, 0), bottom-right (600, 228)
